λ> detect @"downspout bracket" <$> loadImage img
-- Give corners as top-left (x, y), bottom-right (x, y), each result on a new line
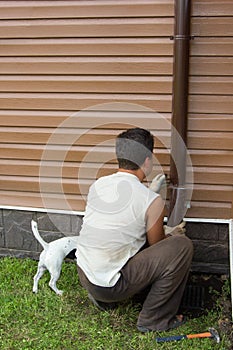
top-left (170, 35), bottom-right (194, 40)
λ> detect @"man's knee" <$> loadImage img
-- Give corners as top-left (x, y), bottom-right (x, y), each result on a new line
top-left (170, 235), bottom-right (193, 258)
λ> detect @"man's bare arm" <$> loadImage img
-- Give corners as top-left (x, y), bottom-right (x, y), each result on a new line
top-left (145, 196), bottom-right (166, 245)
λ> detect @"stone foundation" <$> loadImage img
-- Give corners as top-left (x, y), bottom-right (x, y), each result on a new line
top-left (0, 209), bottom-right (83, 260)
top-left (185, 222), bottom-right (229, 274)
top-left (0, 209), bottom-right (230, 274)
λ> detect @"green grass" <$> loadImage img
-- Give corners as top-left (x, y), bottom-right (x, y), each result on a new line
top-left (0, 257), bottom-right (231, 350)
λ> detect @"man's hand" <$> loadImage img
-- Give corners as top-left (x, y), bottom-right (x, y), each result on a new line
top-left (164, 221), bottom-right (186, 237)
top-left (149, 174), bottom-right (166, 193)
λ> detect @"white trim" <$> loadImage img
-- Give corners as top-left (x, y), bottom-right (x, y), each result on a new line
top-left (183, 218), bottom-right (231, 224)
top-left (0, 205), bottom-right (85, 216)
top-left (164, 217), bottom-right (231, 224)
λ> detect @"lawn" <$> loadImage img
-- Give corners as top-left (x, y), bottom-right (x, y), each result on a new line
top-left (0, 257), bottom-right (231, 350)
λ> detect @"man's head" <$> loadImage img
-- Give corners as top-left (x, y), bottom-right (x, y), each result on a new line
top-left (116, 128), bottom-right (154, 171)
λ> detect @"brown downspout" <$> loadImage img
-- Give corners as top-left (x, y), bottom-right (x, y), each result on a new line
top-left (168, 0), bottom-right (192, 226)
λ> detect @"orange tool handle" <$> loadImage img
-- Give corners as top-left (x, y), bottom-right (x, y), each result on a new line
top-left (187, 332), bottom-right (212, 339)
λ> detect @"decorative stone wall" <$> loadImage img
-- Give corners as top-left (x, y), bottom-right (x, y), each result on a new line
top-left (0, 209), bottom-right (230, 274)
top-left (186, 222), bottom-right (229, 274)
top-left (0, 209), bottom-right (83, 260)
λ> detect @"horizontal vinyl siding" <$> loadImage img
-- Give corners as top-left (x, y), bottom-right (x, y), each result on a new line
top-left (0, 1), bottom-right (174, 19)
top-left (0, 0), bottom-right (232, 219)
top-left (188, 0), bottom-right (233, 218)
top-left (0, 0), bottom-right (174, 214)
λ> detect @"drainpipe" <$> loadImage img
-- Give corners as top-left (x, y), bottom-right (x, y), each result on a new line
top-left (168, 0), bottom-right (192, 226)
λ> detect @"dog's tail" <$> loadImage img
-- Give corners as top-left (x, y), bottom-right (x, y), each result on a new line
top-left (31, 220), bottom-right (48, 250)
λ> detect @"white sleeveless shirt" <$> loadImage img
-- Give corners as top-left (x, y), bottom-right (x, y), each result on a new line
top-left (76, 172), bottom-right (159, 287)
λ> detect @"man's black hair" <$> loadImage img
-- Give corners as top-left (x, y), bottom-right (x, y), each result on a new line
top-left (116, 128), bottom-right (154, 170)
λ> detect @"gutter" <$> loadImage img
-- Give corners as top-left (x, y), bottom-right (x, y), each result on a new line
top-left (168, 0), bottom-right (192, 226)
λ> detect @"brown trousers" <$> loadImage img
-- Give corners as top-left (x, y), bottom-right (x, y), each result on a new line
top-left (77, 235), bottom-right (193, 331)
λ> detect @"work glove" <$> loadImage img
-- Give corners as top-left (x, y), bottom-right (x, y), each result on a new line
top-left (149, 174), bottom-right (166, 193)
top-left (164, 221), bottom-right (186, 237)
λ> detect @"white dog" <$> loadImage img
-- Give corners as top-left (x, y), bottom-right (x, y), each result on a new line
top-left (31, 220), bottom-right (78, 295)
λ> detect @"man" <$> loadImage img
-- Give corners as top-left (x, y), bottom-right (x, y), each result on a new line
top-left (76, 128), bottom-right (193, 332)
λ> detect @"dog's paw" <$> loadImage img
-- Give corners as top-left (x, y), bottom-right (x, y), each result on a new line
top-left (56, 290), bottom-right (64, 296)
top-left (32, 288), bottom-right (38, 294)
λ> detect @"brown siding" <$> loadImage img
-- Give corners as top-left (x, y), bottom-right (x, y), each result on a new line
top-left (0, 0), bottom-right (174, 214)
top-left (188, 0), bottom-right (233, 218)
top-left (0, 0), bottom-right (232, 219)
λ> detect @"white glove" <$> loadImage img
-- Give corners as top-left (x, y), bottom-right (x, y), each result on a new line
top-left (149, 174), bottom-right (166, 193)
top-left (164, 221), bottom-right (186, 236)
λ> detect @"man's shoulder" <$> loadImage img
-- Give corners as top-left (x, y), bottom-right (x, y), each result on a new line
top-left (93, 173), bottom-right (116, 185)
top-left (89, 173), bottom-right (117, 192)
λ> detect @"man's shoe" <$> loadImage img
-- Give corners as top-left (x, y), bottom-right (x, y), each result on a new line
top-left (137, 325), bottom-right (152, 333)
top-left (137, 315), bottom-right (186, 333)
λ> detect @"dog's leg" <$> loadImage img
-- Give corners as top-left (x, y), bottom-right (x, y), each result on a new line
top-left (33, 265), bottom-right (47, 293)
top-left (49, 270), bottom-right (63, 296)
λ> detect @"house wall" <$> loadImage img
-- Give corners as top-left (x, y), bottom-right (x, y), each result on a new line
top-left (0, 1), bottom-right (232, 271)
top-left (0, 0), bottom-right (174, 213)
top-left (189, 0), bottom-right (233, 219)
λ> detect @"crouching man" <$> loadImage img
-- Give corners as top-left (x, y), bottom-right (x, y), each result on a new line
top-left (76, 127), bottom-right (193, 332)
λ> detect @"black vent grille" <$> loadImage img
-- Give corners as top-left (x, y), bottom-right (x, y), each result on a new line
top-left (181, 285), bottom-right (205, 310)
